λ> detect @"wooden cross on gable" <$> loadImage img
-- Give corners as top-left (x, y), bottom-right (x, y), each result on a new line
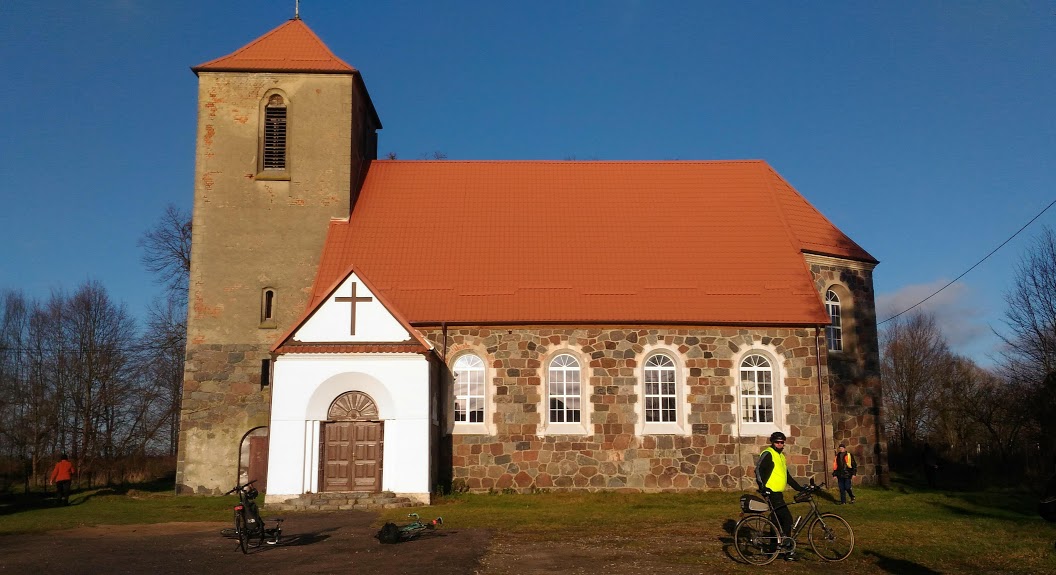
top-left (334, 282), bottom-right (373, 335)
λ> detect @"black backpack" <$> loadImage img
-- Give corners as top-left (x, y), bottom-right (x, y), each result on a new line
top-left (377, 522), bottom-right (401, 544)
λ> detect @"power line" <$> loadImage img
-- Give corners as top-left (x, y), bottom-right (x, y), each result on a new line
top-left (878, 198), bottom-right (1056, 326)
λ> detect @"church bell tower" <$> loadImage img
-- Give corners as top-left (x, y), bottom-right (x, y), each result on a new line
top-left (176, 18), bottom-right (381, 494)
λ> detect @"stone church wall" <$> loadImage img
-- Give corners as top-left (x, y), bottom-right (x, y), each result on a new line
top-left (422, 327), bottom-right (853, 492)
top-left (806, 254), bottom-right (887, 486)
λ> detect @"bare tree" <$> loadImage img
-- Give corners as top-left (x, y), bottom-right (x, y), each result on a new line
top-left (140, 297), bottom-right (186, 455)
top-left (998, 225), bottom-right (1056, 467)
top-left (138, 204), bottom-right (191, 303)
top-left (880, 310), bottom-right (953, 447)
top-left (138, 203), bottom-right (192, 458)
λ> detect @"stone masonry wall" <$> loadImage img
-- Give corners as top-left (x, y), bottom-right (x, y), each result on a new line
top-left (421, 327), bottom-right (840, 493)
top-left (177, 70), bottom-right (374, 494)
top-left (807, 255), bottom-right (887, 486)
top-left (176, 344), bottom-right (271, 494)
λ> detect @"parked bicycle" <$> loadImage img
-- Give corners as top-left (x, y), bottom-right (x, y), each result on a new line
top-left (734, 478), bottom-right (854, 565)
top-left (376, 512), bottom-right (443, 544)
top-left (221, 479), bottom-right (283, 553)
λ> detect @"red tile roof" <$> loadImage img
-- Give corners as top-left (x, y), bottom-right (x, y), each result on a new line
top-left (307, 160), bottom-right (875, 326)
top-left (274, 343), bottom-right (429, 355)
top-left (193, 19), bottom-right (355, 74)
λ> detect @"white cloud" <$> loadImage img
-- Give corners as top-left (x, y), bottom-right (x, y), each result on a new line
top-left (877, 280), bottom-right (989, 349)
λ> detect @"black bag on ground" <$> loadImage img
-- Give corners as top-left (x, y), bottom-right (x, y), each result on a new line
top-left (377, 522), bottom-right (401, 544)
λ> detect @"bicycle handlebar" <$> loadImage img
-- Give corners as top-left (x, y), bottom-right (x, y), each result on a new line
top-left (224, 478), bottom-right (258, 495)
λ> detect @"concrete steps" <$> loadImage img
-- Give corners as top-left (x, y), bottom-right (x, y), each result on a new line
top-left (268, 491), bottom-right (420, 512)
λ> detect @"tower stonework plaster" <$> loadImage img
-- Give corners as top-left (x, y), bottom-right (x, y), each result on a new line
top-left (176, 70), bottom-right (378, 494)
top-left (806, 254), bottom-right (887, 486)
top-left (424, 327), bottom-right (844, 492)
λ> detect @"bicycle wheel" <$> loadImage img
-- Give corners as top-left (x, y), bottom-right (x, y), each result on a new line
top-left (808, 512), bottom-right (854, 561)
top-left (734, 514), bottom-right (781, 565)
top-left (234, 512), bottom-right (249, 554)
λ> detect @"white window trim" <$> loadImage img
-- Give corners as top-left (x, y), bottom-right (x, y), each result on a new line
top-left (541, 350), bottom-right (590, 436)
top-left (826, 289), bottom-right (843, 352)
top-left (732, 344), bottom-right (788, 439)
top-left (635, 345), bottom-right (689, 436)
top-left (450, 352), bottom-right (492, 435)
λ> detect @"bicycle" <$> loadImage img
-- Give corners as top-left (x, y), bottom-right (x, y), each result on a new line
top-left (733, 478), bottom-right (854, 565)
top-left (221, 479), bottom-right (283, 553)
top-left (376, 512), bottom-right (443, 544)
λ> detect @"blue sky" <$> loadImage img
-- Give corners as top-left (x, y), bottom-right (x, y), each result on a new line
top-left (2, 1), bottom-right (1053, 365)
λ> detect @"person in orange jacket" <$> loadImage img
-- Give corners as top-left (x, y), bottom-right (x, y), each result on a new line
top-left (50, 453), bottom-right (75, 505)
top-left (832, 443), bottom-right (857, 504)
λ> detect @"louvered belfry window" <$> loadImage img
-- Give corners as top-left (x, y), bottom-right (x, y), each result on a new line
top-left (263, 95), bottom-right (287, 170)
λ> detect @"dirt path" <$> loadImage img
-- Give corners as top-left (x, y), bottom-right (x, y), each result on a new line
top-left (0, 513), bottom-right (490, 575)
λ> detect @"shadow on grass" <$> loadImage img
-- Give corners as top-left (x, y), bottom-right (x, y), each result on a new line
top-left (862, 549), bottom-right (941, 575)
top-left (0, 477), bottom-right (177, 516)
top-left (886, 474), bottom-right (1039, 520)
top-left (0, 491), bottom-right (73, 515)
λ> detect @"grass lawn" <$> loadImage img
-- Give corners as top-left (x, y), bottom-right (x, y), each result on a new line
top-left (3, 478), bottom-right (1055, 573)
top-left (0, 479), bottom-right (228, 535)
top-left (377, 480), bottom-right (1056, 574)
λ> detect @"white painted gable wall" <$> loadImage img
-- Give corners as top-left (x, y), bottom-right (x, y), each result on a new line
top-left (265, 272), bottom-right (433, 504)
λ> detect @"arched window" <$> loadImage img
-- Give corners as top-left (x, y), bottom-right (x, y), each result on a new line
top-left (453, 354), bottom-right (485, 424)
top-left (548, 354), bottom-right (581, 423)
top-left (826, 289), bottom-right (843, 352)
top-left (262, 94), bottom-right (287, 172)
top-left (740, 354), bottom-right (774, 424)
top-left (261, 288), bottom-right (275, 321)
top-left (644, 353), bottom-right (677, 423)
top-left (260, 288), bottom-right (276, 327)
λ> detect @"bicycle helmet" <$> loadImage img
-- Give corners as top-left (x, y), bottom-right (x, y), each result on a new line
top-left (769, 431), bottom-right (786, 443)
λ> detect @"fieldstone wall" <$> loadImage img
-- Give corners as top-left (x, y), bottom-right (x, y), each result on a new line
top-left (175, 344), bottom-right (272, 494)
top-left (422, 327), bottom-right (838, 493)
top-left (178, 67), bottom-right (379, 495)
top-left (806, 254), bottom-right (887, 486)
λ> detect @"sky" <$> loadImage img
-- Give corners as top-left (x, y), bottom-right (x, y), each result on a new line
top-left (1, 1), bottom-right (1054, 366)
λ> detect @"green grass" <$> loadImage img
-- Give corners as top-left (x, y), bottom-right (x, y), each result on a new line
top-left (3, 478), bottom-right (1055, 573)
top-left (0, 480), bottom-right (229, 535)
top-left (375, 480), bottom-right (1056, 574)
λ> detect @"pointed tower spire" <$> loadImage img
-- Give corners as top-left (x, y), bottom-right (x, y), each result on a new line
top-left (193, 19), bottom-right (354, 74)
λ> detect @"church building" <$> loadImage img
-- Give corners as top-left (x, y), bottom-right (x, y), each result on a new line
top-left (176, 17), bottom-right (884, 505)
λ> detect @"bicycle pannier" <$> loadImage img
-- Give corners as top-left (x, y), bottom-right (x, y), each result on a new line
top-left (377, 522), bottom-right (401, 544)
top-left (740, 494), bottom-right (768, 514)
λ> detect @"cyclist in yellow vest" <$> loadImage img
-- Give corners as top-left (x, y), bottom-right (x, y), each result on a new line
top-left (755, 431), bottom-right (805, 561)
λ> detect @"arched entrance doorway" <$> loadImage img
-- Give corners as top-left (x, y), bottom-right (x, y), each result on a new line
top-left (321, 391), bottom-right (383, 492)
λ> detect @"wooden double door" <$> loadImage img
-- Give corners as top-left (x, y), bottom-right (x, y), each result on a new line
top-left (322, 420), bottom-right (383, 492)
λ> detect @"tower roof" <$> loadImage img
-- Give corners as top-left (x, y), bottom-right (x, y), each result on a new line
top-left (193, 18), bottom-right (356, 74)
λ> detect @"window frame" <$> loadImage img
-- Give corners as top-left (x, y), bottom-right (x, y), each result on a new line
top-left (256, 90), bottom-right (291, 180)
top-left (825, 289), bottom-right (843, 352)
top-left (735, 347), bottom-right (787, 438)
top-left (451, 353), bottom-right (489, 435)
top-left (260, 287), bottom-right (277, 328)
top-left (543, 351), bottom-right (590, 435)
top-left (637, 349), bottom-right (688, 435)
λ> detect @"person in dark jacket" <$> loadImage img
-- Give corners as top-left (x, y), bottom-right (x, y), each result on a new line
top-left (832, 443), bottom-right (857, 504)
top-left (756, 431), bottom-right (805, 561)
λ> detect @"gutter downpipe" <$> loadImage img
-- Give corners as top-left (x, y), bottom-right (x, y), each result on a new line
top-left (441, 321), bottom-right (448, 362)
top-left (815, 326), bottom-right (829, 488)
